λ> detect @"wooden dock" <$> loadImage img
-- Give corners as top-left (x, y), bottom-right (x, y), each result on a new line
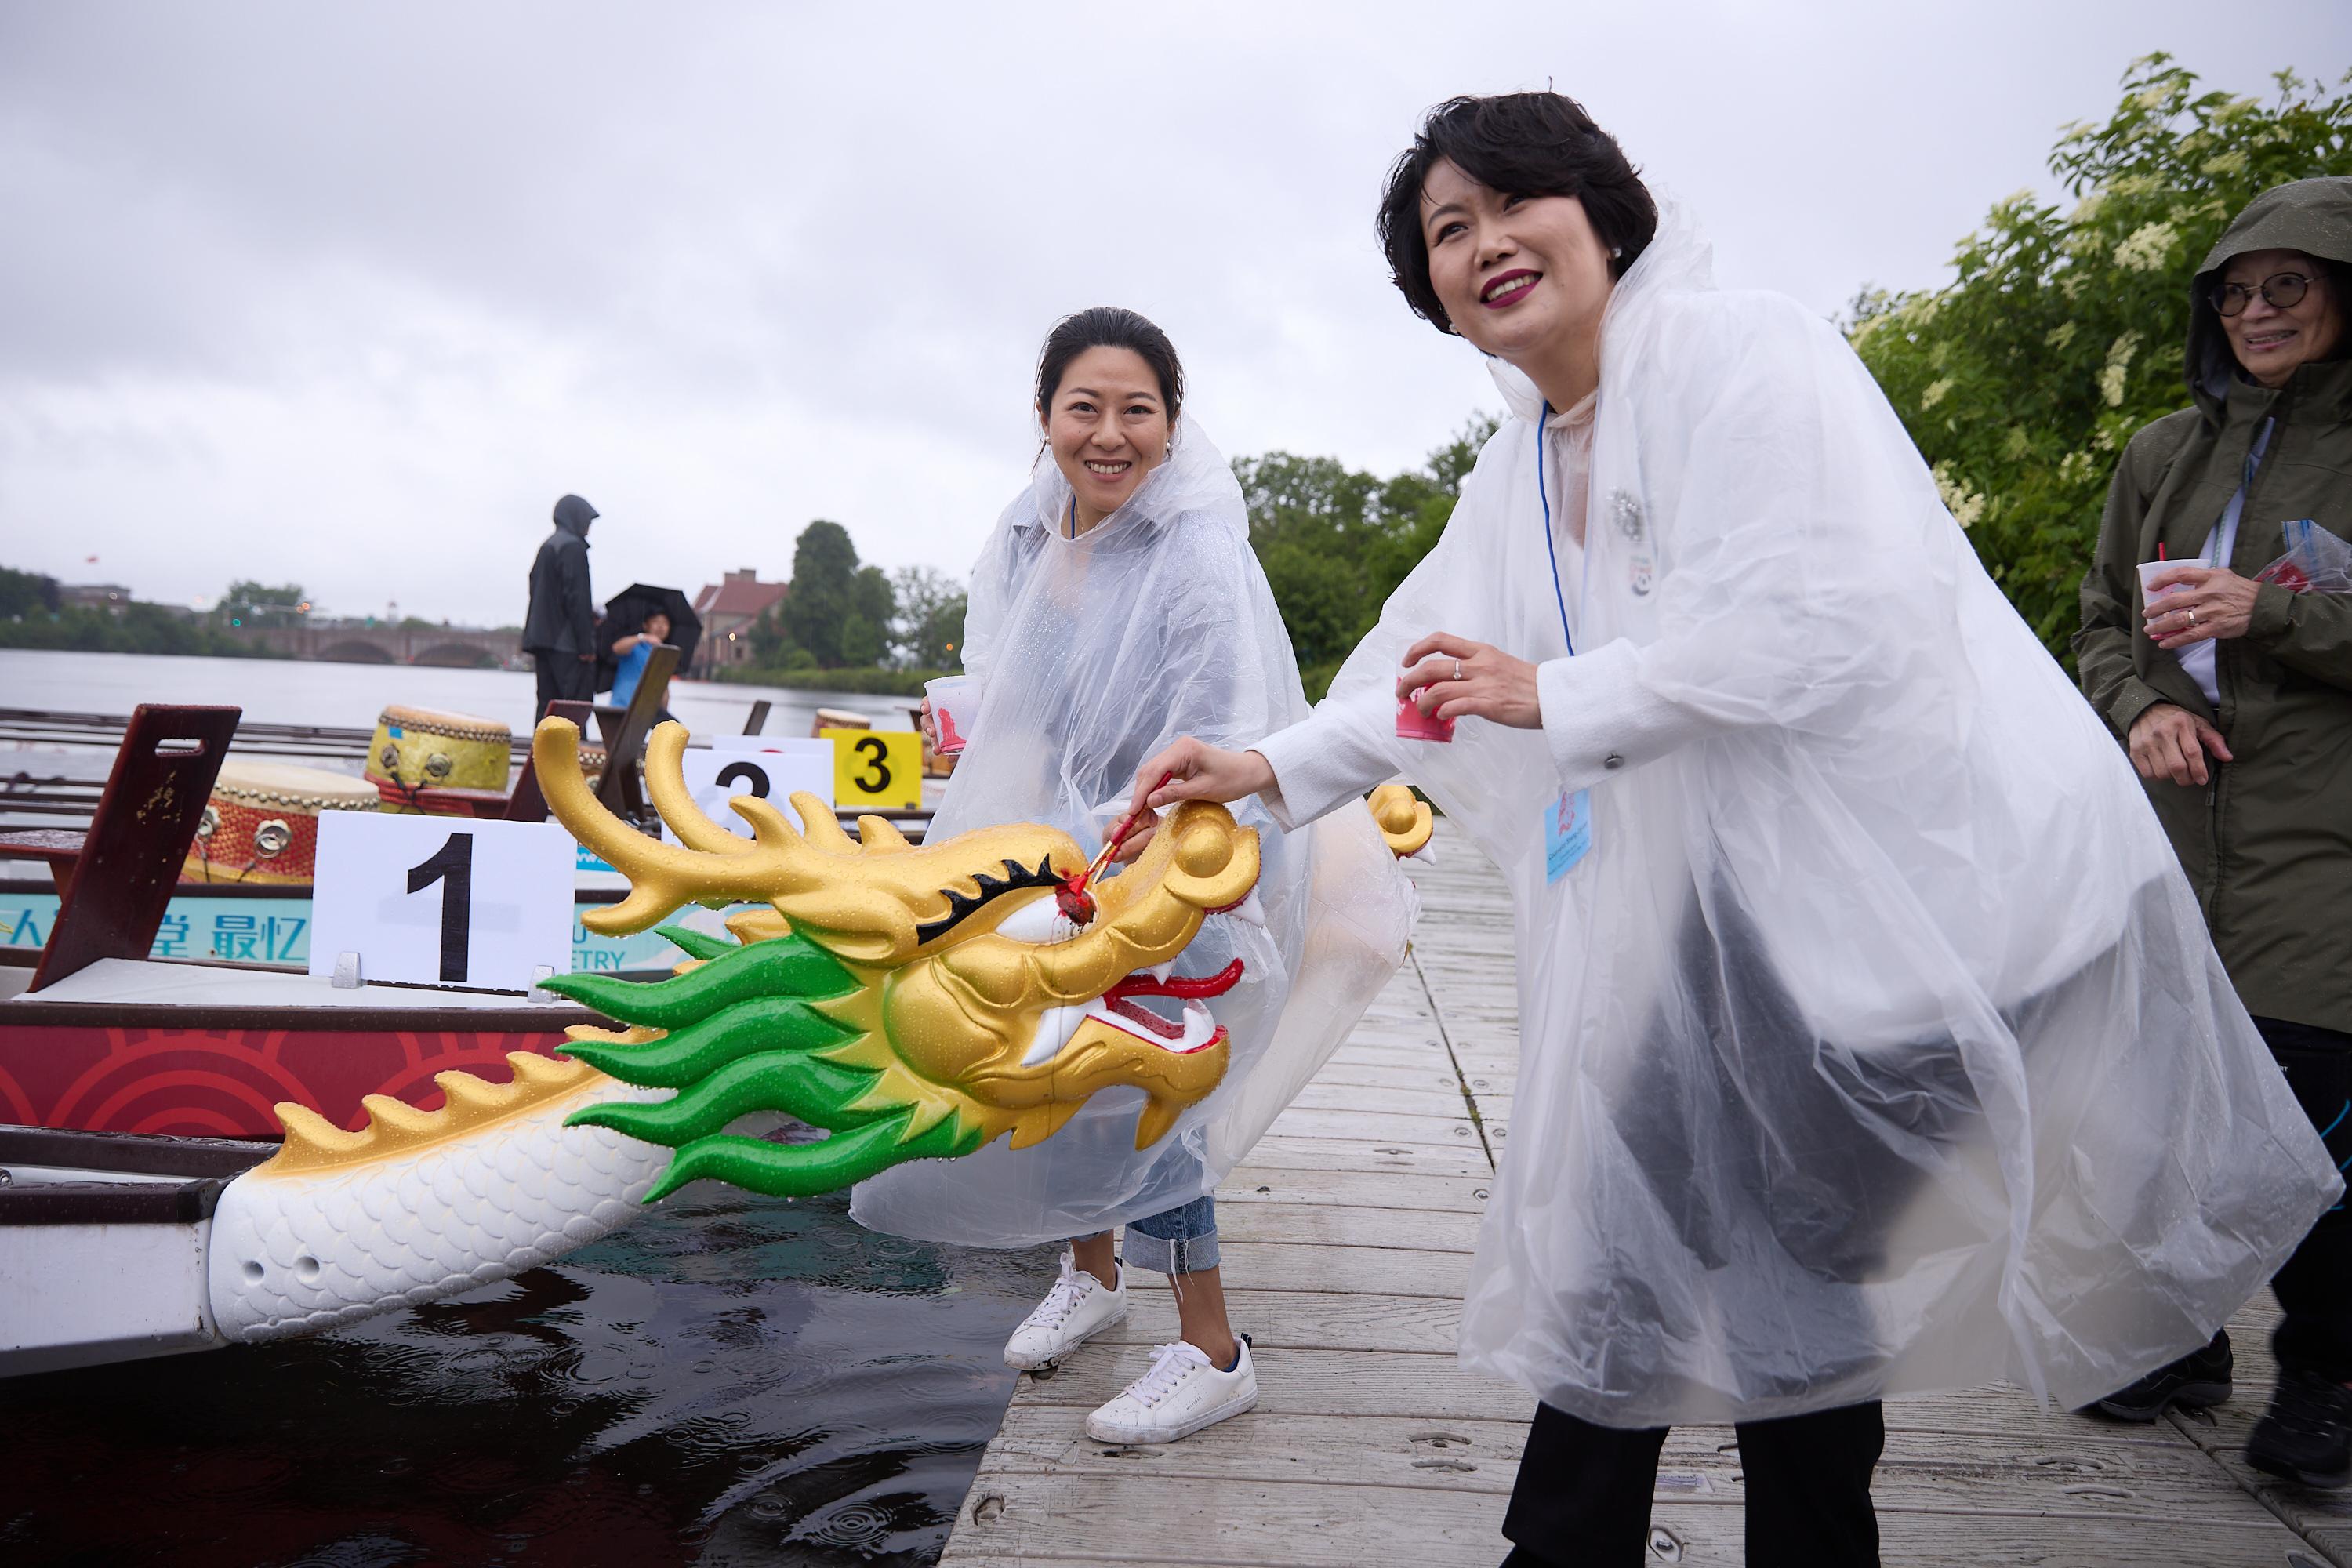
top-left (942, 822), bottom-right (2352, 1567)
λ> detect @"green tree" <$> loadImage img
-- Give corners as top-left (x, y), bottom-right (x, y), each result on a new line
top-left (0, 566), bottom-right (60, 619)
top-left (889, 564), bottom-right (967, 669)
top-left (1240, 417), bottom-right (1496, 696)
top-left (216, 579), bottom-right (310, 629)
top-left (1849, 56), bottom-right (2352, 659)
top-left (765, 521), bottom-right (898, 668)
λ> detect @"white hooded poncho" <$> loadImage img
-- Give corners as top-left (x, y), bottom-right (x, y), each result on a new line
top-left (850, 420), bottom-right (1415, 1247)
top-left (1250, 206), bottom-right (2339, 1425)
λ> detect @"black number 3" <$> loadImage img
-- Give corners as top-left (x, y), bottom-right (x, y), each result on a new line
top-left (405, 831), bottom-right (474, 982)
top-left (714, 760), bottom-right (771, 797)
top-left (852, 735), bottom-right (891, 794)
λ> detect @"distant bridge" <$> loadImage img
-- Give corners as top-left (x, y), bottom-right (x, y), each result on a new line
top-left (223, 623), bottom-right (524, 668)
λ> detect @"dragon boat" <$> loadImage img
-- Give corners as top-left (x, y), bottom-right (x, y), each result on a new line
top-left (2, 717), bottom-right (1431, 1377)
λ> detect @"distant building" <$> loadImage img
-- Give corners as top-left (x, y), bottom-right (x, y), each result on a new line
top-left (61, 583), bottom-right (133, 615)
top-left (691, 568), bottom-right (788, 674)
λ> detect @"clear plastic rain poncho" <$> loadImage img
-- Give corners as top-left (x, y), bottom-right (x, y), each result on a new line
top-left (849, 419), bottom-right (1414, 1247)
top-left (1251, 204), bottom-right (2339, 1425)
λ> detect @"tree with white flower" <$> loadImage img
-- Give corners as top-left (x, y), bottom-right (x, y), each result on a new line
top-left (1849, 54), bottom-right (2350, 660)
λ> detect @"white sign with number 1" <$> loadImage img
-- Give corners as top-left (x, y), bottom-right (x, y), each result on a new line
top-left (310, 814), bottom-right (575, 992)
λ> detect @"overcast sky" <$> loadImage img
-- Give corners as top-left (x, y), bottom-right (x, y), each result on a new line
top-left (2, 2), bottom-right (2345, 626)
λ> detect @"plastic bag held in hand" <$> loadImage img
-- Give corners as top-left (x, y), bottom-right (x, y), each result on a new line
top-left (2256, 519), bottom-right (2352, 594)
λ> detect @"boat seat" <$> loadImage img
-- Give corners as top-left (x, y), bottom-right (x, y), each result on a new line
top-left (0, 828), bottom-right (90, 894)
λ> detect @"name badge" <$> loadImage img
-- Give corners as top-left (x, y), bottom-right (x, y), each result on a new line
top-left (1544, 788), bottom-right (1592, 883)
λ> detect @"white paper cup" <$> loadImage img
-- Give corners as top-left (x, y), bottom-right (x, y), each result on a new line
top-left (2137, 559), bottom-right (2191, 602)
top-left (924, 676), bottom-right (980, 756)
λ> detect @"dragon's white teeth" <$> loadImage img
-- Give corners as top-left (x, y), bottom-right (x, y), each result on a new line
top-left (1150, 962), bottom-right (1174, 982)
top-left (1022, 1003), bottom-right (1087, 1067)
top-left (1228, 891), bottom-right (1266, 927)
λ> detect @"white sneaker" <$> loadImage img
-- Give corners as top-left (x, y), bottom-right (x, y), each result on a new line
top-left (1003, 1252), bottom-right (1127, 1371)
top-left (1084, 1336), bottom-right (1258, 1445)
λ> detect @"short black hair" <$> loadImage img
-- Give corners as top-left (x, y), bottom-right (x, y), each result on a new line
top-left (1035, 307), bottom-right (1185, 423)
top-left (1377, 93), bottom-right (1657, 336)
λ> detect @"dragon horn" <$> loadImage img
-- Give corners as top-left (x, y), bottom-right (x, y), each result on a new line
top-left (787, 792), bottom-right (858, 851)
top-left (533, 717), bottom-right (821, 935)
top-left (643, 724), bottom-right (753, 857)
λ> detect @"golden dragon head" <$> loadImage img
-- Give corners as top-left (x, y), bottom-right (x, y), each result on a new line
top-left (530, 719), bottom-right (1262, 1200)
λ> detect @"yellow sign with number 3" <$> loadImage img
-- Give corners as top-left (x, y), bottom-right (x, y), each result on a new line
top-left (822, 728), bottom-right (923, 811)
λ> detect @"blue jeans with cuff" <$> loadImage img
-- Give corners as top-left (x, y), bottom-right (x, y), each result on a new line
top-left (1098, 1194), bottom-right (1218, 1276)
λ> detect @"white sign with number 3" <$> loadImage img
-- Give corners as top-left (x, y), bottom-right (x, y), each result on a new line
top-left (670, 741), bottom-right (835, 844)
top-left (310, 814), bottom-right (575, 992)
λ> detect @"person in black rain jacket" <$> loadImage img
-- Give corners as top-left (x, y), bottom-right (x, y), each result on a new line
top-left (524, 493), bottom-right (599, 713)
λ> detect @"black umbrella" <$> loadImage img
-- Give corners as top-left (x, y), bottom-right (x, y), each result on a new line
top-left (601, 583), bottom-right (703, 678)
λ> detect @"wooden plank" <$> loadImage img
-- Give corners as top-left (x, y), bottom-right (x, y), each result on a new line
top-left (940, 1471), bottom-right (1515, 1568)
top-left (1218, 1164), bottom-right (1493, 1216)
top-left (1151, 1241), bottom-right (1468, 1299)
top-left (942, 1472), bottom-right (2307, 1568)
top-left (1286, 1080), bottom-right (1476, 1119)
top-left (1009, 1344), bottom-right (1518, 1421)
top-left (1207, 1201), bottom-right (1477, 1254)
top-left (1095, 1290), bottom-right (1468, 1356)
top-left (978, 1405), bottom-right (1527, 1496)
top-left (974, 1403), bottom-right (2280, 1516)
top-left (1298, 1059), bottom-right (1474, 1094)
top-left (1232, 1134), bottom-right (1493, 1182)
top-left (1261, 1105), bottom-right (1485, 1146)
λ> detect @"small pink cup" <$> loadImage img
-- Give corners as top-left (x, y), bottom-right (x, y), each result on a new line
top-left (1396, 695), bottom-right (1455, 742)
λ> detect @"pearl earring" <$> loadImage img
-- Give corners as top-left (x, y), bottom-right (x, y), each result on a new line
top-left (1610, 246), bottom-right (1623, 259)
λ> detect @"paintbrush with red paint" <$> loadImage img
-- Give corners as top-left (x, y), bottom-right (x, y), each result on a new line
top-left (1056, 772), bottom-right (1174, 924)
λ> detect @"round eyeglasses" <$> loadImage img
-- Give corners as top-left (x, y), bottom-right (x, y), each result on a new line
top-left (2212, 272), bottom-right (2312, 318)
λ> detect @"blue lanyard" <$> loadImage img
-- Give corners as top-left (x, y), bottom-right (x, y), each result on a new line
top-left (1536, 401), bottom-right (1576, 656)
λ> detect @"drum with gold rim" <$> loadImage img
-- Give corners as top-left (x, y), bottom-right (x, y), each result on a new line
top-left (365, 705), bottom-right (514, 806)
top-left (183, 760), bottom-right (383, 885)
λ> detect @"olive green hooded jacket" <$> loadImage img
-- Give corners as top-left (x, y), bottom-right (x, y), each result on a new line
top-left (2077, 176), bottom-right (2352, 1034)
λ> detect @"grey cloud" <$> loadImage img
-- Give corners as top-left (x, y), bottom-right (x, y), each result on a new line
top-left (0, 2), bottom-right (2341, 625)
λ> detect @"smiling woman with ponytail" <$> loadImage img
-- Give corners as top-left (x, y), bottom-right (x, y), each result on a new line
top-left (849, 307), bottom-right (1414, 1450)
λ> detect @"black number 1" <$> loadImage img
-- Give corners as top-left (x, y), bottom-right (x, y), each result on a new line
top-left (852, 735), bottom-right (892, 794)
top-left (405, 832), bottom-right (474, 982)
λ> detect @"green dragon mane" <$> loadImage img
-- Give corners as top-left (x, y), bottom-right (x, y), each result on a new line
top-left (540, 928), bottom-right (984, 1203)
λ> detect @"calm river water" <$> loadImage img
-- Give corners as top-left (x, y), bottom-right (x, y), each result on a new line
top-left (0, 651), bottom-right (1046, 1568)
top-left (2, 648), bottom-right (917, 746)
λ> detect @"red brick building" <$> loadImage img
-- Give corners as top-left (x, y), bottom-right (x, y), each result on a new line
top-left (691, 568), bottom-right (788, 674)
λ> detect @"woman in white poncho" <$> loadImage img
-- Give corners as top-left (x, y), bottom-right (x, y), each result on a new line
top-left (1131, 94), bottom-right (2339, 1565)
top-left (851, 308), bottom-right (1413, 1447)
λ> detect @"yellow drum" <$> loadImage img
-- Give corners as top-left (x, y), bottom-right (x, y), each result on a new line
top-left (366, 705), bottom-right (513, 805)
top-left (183, 761), bottom-right (382, 886)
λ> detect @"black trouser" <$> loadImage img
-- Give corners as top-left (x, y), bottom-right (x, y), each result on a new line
top-left (1503, 1399), bottom-right (1883, 1567)
top-left (532, 649), bottom-right (597, 713)
top-left (2260, 1015), bottom-right (2352, 1381)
